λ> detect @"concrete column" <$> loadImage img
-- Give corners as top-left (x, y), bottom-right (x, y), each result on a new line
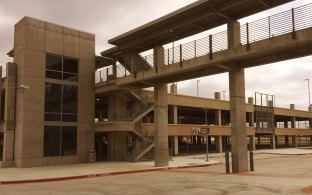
top-left (248, 112), bottom-right (254, 127)
top-left (284, 121), bottom-right (288, 128)
top-left (249, 135), bottom-right (256, 151)
top-left (229, 65), bottom-right (248, 173)
top-left (154, 46), bottom-right (169, 167)
top-left (2, 63), bottom-right (17, 167)
top-left (291, 117), bottom-right (296, 128)
top-left (285, 135), bottom-right (289, 146)
top-left (228, 19), bottom-right (248, 173)
top-left (215, 110), bottom-right (222, 126)
top-left (171, 136), bottom-right (179, 155)
top-left (292, 135), bottom-right (297, 148)
top-left (270, 134), bottom-right (276, 149)
top-left (215, 136), bottom-right (223, 153)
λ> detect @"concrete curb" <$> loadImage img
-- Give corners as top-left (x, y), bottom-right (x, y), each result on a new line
top-left (0, 162), bottom-right (222, 185)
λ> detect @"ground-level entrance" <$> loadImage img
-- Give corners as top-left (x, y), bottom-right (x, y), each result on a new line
top-left (95, 132), bottom-right (109, 161)
top-left (0, 133), bottom-right (3, 161)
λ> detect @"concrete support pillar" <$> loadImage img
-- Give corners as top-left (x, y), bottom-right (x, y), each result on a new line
top-left (257, 135), bottom-right (261, 144)
top-left (284, 121), bottom-right (288, 128)
top-left (2, 63), bottom-right (17, 167)
top-left (229, 66), bottom-right (248, 172)
top-left (171, 136), bottom-right (179, 155)
top-left (270, 134), bottom-right (276, 149)
top-left (249, 135), bottom-right (256, 151)
top-left (291, 117), bottom-right (296, 128)
top-left (228, 19), bottom-right (248, 173)
top-left (292, 135), bottom-right (297, 148)
top-left (285, 135), bottom-right (289, 146)
top-left (215, 110), bottom-right (222, 126)
top-left (154, 46), bottom-right (169, 167)
top-left (215, 136), bottom-right (223, 153)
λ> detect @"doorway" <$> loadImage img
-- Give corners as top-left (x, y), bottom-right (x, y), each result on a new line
top-left (95, 132), bottom-right (109, 161)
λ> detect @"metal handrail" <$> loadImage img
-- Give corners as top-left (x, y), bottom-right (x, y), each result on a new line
top-left (95, 3), bottom-right (312, 84)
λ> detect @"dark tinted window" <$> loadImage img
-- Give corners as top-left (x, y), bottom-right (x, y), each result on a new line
top-left (63, 58), bottom-right (78, 73)
top-left (62, 85), bottom-right (78, 114)
top-left (44, 126), bottom-right (61, 157)
top-left (45, 83), bottom-right (62, 113)
top-left (62, 114), bottom-right (77, 122)
top-left (44, 113), bottom-right (62, 121)
top-left (62, 126), bottom-right (77, 156)
top-left (46, 55), bottom-right (62, 71)
top-left (46, 70), bottom-right (62, 80)
top-left (63, 73), bottom-right (78, 81)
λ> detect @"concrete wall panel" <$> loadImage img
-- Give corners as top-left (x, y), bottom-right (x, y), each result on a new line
top-left (25, 25), bottom-right (46, 52)
top-left (79, 38), bottom-right (95, 59)
top-left (64, 34), bottom-right (79, 58)
top-left (46, 30), bottom-right (63, 55)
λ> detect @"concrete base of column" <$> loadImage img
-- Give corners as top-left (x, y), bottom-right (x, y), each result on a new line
top-left (292, 135), bottom-right (297, 148)
top-left (0, 161), bottom-right (15, 168)
top-left (215, 136), bottom-right (223, 153)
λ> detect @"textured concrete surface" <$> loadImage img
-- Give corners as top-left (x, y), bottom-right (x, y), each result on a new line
top-left (0, 149), bottom-right (312, 194)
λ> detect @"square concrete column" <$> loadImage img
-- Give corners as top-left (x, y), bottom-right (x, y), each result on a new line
top-left (215, 136), bottom-right (223, 153)
top-left (285, 135), bottom-right (289, 146)
top-left (291, 117), bottom-right (296, 128)
top-left (249, 135), bottom-right (256, 151)
top-left (229, 66), bottom-right (248, 173)
top-left (284, 121), bottom-right (288, 128)
top-left (292, 135), bottom-right (297, 148)
top-left (215, 110), bottom-right (222, 126)
top-left (248, 112), bottom-right (254, 127)
top-left (270, 134), bottom-right (276, 149)
top-left (154, 46), bottom-right (169, 167)
top-left (170, 136), bottom-right (179, 155)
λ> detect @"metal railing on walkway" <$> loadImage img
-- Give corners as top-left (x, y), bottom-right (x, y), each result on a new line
top-left (96, 3), bottom-right (312, 84)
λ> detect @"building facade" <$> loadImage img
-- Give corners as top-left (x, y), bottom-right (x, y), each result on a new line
top-left (1, 0), bottom-right (312, 168)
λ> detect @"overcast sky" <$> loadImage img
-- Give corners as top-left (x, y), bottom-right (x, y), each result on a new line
top-left (0, 0), bottom-right (311, 110)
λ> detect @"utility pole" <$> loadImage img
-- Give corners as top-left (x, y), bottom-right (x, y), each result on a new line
top-left (197, 80), bottom-right (200, 97)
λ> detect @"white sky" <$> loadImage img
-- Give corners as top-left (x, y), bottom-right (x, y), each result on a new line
top-left (0, 0), bottom-right (311, 110)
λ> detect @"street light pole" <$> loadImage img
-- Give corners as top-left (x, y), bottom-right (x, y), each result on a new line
top-left (222, 91), bottom-right (226, 100)
top-left (204, 109), bottom-right (208, 162)
top-left (305, 78), bottom-right (311, 106)
top-left (197, 80), bottom-right (200, 97)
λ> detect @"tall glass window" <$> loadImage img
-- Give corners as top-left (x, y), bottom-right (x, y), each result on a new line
top-left (44, 54), bottom-right (78, 157)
